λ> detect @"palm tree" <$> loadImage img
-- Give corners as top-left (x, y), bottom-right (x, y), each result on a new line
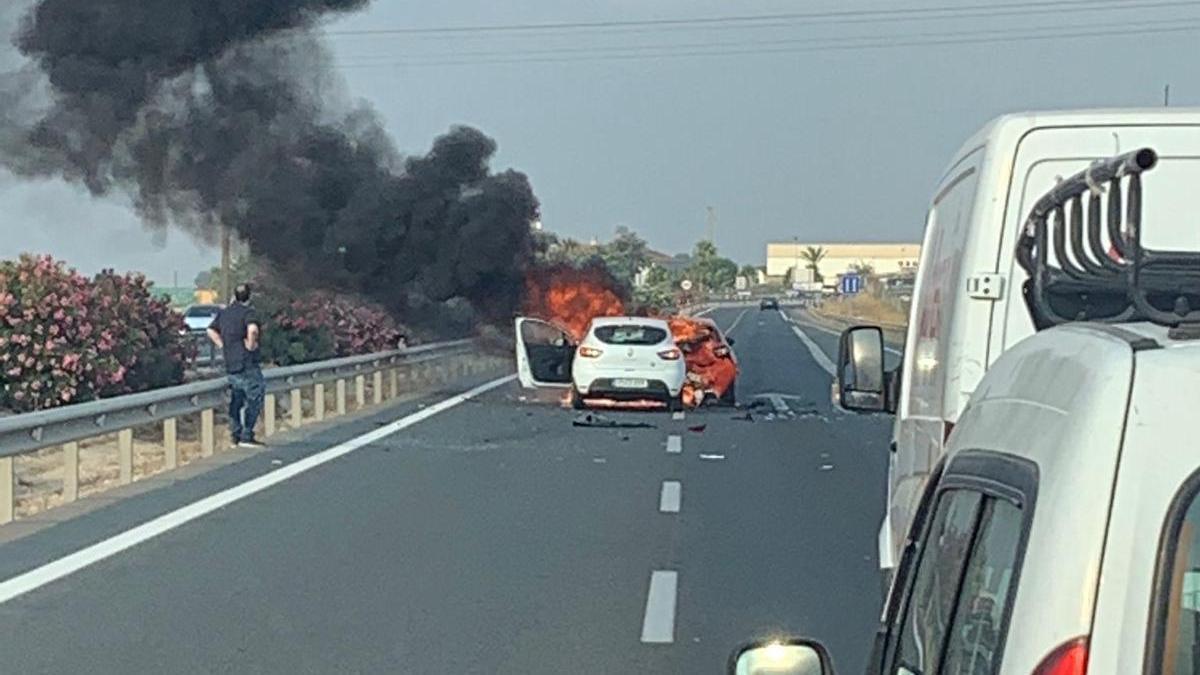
top-left (801, 246), bottom-right (827, 282)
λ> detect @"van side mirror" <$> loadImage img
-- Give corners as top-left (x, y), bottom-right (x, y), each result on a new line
top-left (728, 638), bottom-right (833, 675)
top-left (836, 326), bottom-right (887, 413)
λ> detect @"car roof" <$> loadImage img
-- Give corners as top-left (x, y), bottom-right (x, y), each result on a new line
top-left (588, 316), bottom-right (671, 328)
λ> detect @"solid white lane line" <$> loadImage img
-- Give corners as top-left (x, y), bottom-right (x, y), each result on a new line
top-left (671, 411), bottom-right (685, 421)
top-left (785, 310), bottom-right (904, 356)
top-left (694, 307), bottom-right (715, 316)
top-left (723, 308), bottom-right (749, 335)
top-left (0, 374), bottom-right (518, 606)
top-left (640, 571), bottom-right (678, 644)
top-left (790, 325), bottom-right (837, 376)
top-left (666, 435), bottom-right (682, 454)
top-left (659, 481), bottom-right (681, 513)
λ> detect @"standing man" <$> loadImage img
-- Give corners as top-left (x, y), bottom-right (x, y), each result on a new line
top-left (207, 283), bottom-right (265, 448)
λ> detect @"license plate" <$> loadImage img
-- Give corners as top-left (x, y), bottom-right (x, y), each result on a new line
top-left (612, 378), bottom-right (649, 389)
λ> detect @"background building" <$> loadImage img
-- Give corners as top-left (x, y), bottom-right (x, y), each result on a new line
top-left (765, 242), bottom-right (921, 281)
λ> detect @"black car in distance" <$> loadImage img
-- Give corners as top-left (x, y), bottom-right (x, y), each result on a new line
top-left (759, 297), bottom-right (779, 310)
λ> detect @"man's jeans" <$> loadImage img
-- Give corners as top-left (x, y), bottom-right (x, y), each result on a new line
top-left (228, 367), bottom-right (265, 443)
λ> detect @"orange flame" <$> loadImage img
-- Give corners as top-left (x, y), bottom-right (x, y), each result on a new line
top-left (668, 316), bottom-right (738, 407)
top-left (524, 264), bottom-right (627, 340)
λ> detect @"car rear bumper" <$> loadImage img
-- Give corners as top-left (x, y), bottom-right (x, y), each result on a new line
top-left (577, 378), bottom-right (681, 400)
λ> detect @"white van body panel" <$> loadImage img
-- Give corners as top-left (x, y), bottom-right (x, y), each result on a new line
top-left (1087, 335), bottom-right (1200, 673)
top-left (885, 108), bottom-right (1200, 569)
top-left (945, 325), bottom-right (1135, 673)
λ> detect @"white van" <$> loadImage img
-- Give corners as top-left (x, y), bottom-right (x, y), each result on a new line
top-left (728, 144), bottom-right (1200, 673)
top-left (840, 108), bottom-right (1200, 576)
top-left (735, 322), bottom-right (1200, 674)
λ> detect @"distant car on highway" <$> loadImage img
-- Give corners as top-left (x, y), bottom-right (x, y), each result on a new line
top-left (182, 304), bottom-right (223, 333)
top-left (515, 316), bottom-right (686, 411)
top-left (759, 297), bottom-right (779, 310)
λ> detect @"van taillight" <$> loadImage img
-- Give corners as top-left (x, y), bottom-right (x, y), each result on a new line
top-left (1032, 636), bottom-right (1088, 675)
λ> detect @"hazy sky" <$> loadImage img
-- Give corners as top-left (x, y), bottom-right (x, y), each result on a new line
top-left (1, 0), bottom-right (1197, 284)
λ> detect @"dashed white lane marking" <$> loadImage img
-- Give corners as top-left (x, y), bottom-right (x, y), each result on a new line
top-left (666, 435), bottom-right (682, 454)
top-left (767, 394), bottom-right (790, 415)
top-left (790, 325), bottom-right (837, 376)
top-left (0, 375), bottom-right (518, 606)
top-left (640, 571), bottom-right (679, 643)
top-left (699, 454), bottom-right (726, 461)
top-left (659, 481), bottom-right (682, 513)
top-left (671, 411), bottom-right (685, 421)
top-left (723, 308), bottom-right (749, 335)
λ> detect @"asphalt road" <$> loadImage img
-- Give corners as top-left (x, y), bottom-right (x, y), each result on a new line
top-left (0, 306), bottom-right (891, 674)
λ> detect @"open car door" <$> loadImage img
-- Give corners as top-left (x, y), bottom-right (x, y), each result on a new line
top-left (515, 317), bottom-right (576, 389)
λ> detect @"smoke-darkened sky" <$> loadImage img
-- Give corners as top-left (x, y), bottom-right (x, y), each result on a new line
top-left (2, 0), bottom-right (1198, 284)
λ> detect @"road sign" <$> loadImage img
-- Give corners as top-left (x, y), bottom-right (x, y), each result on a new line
top-left (839, 274), bottom-right (863, 295)
top-left (680, 279), bottom-right (693, 291)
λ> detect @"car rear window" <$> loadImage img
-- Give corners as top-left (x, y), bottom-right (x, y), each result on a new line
top-left (592, 325), bottom-right (668, 345)
top-left (185, 306), bottom-right (218, 317)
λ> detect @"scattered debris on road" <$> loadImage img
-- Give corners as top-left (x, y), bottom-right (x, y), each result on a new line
top-left (731, 412), bottom-right (755, 422)
top-left (687, 424), bottom-right (707, 433)
top-left (819, 463), bottom-right (834, 471)
top-left (592, 457), bottom-right (608, 464)
top-left (572, 412), bottom-right (656, 429)
top-left (699, 453), bottom-right (726, 461)
top-left (271, 459), bottom-right (283, 466)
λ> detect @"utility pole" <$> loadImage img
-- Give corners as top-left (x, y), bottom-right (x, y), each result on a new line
top-left (1164, 84), bottom-right (1171, 107)
top-left (793, 235), bottom-right (800, 286)
top-left (706, 206), bottom-right (717, 244)
top-left (219, 225), bottom-right (232, 303)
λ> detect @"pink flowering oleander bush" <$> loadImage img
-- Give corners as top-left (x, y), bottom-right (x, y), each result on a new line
top-left (264, 292), bottom-right (404, 366)
top-left (90, 269), bottom-right (194, 396)
top-left (0, 255), bottom-right (193, 413)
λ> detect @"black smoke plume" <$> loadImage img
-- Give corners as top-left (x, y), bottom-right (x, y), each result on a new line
top-left (0, 1), bottom-right (539, 334)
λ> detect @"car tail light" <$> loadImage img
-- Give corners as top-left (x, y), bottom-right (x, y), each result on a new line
top-left (579, 346), bottom-right (603, 358)
top-left (658, 348), bottom-right (682, 360)
top-left (1032, 636), bottom-right (1088, 675)
top-left (714, 345), bottom-right (731, 358)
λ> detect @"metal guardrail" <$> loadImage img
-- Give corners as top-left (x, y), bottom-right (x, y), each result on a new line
top-left (0, 339), bottom-right (481, 523)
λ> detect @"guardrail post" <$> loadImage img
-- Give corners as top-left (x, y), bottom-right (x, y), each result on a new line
top-left (372, 372), bottom-right (383, 405)
top-left (336, 379), bottom-right (347, 415)
top-left (1, 456), bottom-right (13, 524)
top-left (118, 428), bottom-right (134, 485)
top-left (163, 418), bottom-right (178, 471)
top-left (290, 388), bottom-right (302, 428)
top-left (63, 441), bottom-right (80, 503)
top-left (264, 393), bottom-right (277, 438)
top-left (355, 375), bottom-right (366, 409)
top-left (314, 383), bottom-right (326, 422)
top-left (389, 368), bottom-right (399, 399)
top-left (201, 409), bottom-right (215, 457)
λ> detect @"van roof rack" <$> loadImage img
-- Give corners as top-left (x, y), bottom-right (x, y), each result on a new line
top-left (1015, 147), bottom-right (1200, 331)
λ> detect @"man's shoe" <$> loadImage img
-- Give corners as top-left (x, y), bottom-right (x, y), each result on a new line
top-left (238, 438), bottom-right (265, 449)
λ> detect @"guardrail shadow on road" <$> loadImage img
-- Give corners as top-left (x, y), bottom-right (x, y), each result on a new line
top-left (0, 341), bottom-right (510, 526)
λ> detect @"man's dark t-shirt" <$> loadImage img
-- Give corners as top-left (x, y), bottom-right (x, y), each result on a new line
top-left (210, 303), bottom-right (261, 374)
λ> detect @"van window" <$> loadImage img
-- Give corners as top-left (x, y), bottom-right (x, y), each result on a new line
top-left (893, 490), bottom-right (982, 674)
top-left (1149, 476), bottom-right (1200, 674)
top-left (941, 499), bottom-right (1023, 674)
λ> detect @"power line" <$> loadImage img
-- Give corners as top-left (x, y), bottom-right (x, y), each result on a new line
top-left (335, 15), bottom-right (1200, 64)
top-left (324, 0), bottom-right (1200, 36)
